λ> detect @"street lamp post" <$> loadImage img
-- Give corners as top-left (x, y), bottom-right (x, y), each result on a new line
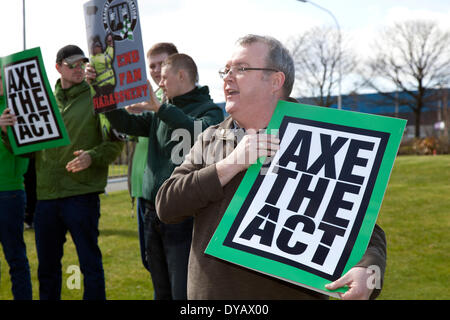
top-left (297, 0), bottom-right (342, 109)
top-left (23, 0), bottom-right (26, 50)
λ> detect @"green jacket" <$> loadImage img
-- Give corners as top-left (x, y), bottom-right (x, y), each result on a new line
top-left (130, 136), bottom-right (148, 198)
top-left (0, 95), bottom-right (29, 191)
top-left (35, 80), bottom-right (123, 200)
top-left (106, 85), bottom-right (224, 204)
top-left (129, 89), bottom-right (162, 198)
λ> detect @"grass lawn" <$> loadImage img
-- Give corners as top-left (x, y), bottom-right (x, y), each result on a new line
top-left (0, 155), bottom-right (449, 300)
top-left (376, 155), bottom-right (450, 299)
top-left (0, 191), bottom-right (153, 300)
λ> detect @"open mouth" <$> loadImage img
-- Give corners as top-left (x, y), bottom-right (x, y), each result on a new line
top-left (225, 88), bottom-right (239, 97)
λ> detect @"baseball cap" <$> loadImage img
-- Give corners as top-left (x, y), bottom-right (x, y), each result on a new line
top-left (56, 45), bottom-right (89, 64)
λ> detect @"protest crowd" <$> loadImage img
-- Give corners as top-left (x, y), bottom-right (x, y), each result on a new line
top-left (0, 2), bottom-right (387, 302)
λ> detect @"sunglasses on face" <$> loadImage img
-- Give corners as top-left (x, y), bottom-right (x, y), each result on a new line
top-left (62, 61), bottom-right (86, 70)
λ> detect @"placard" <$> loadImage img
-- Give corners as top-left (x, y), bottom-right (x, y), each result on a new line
top-left (83, 0), bottom-right (148, 113)
top-left (0, 47), bottom-right (70, 155)
top-left (205, 101), bottom-right (406, 297)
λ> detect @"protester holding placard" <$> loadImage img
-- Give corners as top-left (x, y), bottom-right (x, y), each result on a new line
top-left (156, 34), bottom-right (387, 300)
top-left (1, 45), bottom-right (124, 300)
top-left (122, 42), bottom-right (179, 277)
top-left (100, 53), bottom-right (224, 299)
top-left (0, 73), bottom-right (33, 301)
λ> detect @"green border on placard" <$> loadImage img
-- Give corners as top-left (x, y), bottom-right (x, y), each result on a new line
top-left (205, 100), bottom-right (406, 297)
top-left (0, 47), bottom-right (70, 155)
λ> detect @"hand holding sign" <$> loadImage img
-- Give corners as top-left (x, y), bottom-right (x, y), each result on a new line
top-left (85, 63), bottom-right (97, 85)
top-left (216, 129), bottom-right (280, 186)
top-left (325, 266), bottom-right (374, 300)
top-left (126, 80), bottom-right (161, 113)
top-left (0, 108), bottom-right (17, 133)
top-left (66, 150), bottom-right (92, 173)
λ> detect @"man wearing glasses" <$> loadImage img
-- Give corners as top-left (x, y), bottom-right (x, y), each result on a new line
top-left (156, 34), bottom-right (386, 300)
top-left (32, 45), bottom-right (122, 300)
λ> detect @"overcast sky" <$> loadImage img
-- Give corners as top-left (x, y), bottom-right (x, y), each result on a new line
top-left (2, 0), bottom-right (450, 103)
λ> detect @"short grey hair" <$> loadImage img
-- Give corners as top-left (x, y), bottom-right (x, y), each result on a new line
top-left (236, 34), bottom-right (295, 98)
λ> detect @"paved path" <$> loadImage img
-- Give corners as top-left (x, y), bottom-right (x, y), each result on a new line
top-left (105, 177), bottom-right (128, 194)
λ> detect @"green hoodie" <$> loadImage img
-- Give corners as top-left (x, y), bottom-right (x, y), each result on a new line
top-left (0, 95), bottom-right (29, 191)
top-left (106, 85), bottom-right (224, 204)
top-left (35, 80), bottom-right (123, 200)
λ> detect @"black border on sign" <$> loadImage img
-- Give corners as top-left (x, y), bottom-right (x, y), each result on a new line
top-left (5, 56), bottom-right (63, 147)
top-left (223, 116), bottom-right (389, 281)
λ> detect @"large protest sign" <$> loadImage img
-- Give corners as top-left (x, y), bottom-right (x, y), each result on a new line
top-left (0, 47), bottom-right (70, 155)
top-left (205, 101), bottom-right (406, 297)
top-left (83, 0), bottom-right (148, 113)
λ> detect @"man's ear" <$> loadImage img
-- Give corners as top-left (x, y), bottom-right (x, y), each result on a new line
top-left (271, 71), bottom-right (285, 94)
top-left (55, 63), bottom-right (62, 74)
top-left (178, 69), bottom-right (186, 82)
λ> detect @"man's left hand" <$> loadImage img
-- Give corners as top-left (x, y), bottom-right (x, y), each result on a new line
top-left (128, 80), bottom-right (161, 112)
top-left (0, 108), bottom-right (16, 133)
top-left (66, 150), bottom-right (92, 173)
top-left (325, 267), bottom-right (374, 300)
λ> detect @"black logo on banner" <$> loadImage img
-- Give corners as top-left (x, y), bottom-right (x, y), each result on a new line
top-left (103, 0), bottom-right (137, 40)
top-left (223, 117), bottom-right (389, 281)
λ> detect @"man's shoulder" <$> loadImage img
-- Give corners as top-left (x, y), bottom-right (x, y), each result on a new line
top-left (188, 86), bottom-right (220, 108)
top-left (198, 99), bottom-right (222, 112)
top-left (202, 116), bottom-right (233, 133)
top-left (182, 97), bottom-right (223, 119)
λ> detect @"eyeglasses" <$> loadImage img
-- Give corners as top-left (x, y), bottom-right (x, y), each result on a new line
top-left (62, 61), bottom-right (86, 70)
top-left (218, 65), bottom-right (279, 79)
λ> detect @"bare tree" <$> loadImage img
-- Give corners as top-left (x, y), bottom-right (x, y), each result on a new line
top-left (287, 26), bottom-right (357, 107)
top-left (364, 20), bottom-right (450, 138)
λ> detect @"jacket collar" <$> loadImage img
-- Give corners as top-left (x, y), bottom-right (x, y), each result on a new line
top-left (214, 116), bottom-right (244, 142)
top-left (55, 79), bottom-right (90, 105)
top-left (168, 85), bottom-right (212, 108)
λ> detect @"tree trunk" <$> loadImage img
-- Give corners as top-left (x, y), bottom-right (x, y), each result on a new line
top-left (414, 109), bottom-right (421, 138)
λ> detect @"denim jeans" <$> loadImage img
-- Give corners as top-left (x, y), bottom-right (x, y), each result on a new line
top-left (34, 193), bottom-right (105, 300)
top-left (143, 201), bottom-right (192, 300)
top-left (136, 197), bottom-right (150, 272)
top-left (0, 190), bottom-right (32, 300)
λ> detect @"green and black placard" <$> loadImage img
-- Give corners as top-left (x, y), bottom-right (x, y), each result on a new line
top-left (205, 100), bottom-right (406, 297)
top-left (0, 47), bottom-right (70, 155)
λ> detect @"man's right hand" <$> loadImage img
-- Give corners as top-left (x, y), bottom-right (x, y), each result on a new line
top-left (216, 129), bottom-right (280, 187)
top-left (85, 63), bottom-right (96, 85)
